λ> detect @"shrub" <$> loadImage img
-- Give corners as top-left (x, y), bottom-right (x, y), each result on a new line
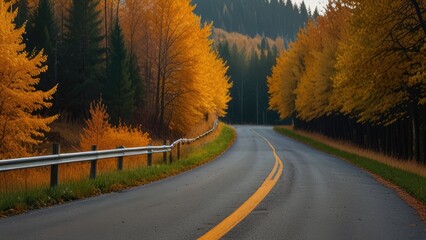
top-left (80, 100), bottom-right (150, 151)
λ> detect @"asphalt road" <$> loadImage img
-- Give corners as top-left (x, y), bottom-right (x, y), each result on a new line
top-left (0, 126), bottom-right (425, 239)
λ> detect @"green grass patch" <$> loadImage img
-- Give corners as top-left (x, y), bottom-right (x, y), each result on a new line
top-left (274, 126), bottom-right (426, 205)
top-left (0, 124), bottom-right (236, 217)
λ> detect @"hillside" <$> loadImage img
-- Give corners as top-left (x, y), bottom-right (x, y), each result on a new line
top-left (212, 27), bottom-right (285, 57)
top-left (193, 0), bottom-right (316, 39)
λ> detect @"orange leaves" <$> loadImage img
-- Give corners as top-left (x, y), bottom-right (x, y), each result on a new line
top-left (121, 0), bottom-right (231, 135)
top-left (333, 0), bottom-right (426, 124)
top-left (267, 28), bottom-right (308, 120)
top-left (80, 100), bottom-right (110, 149)
top-left (268, 0), bottom-right (425, 125)
top-left (80, 100), bottom-right (150, 151)
top-left (0, 1), bottom-right (57, 158)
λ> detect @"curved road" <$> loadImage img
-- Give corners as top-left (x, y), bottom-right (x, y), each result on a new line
top-left (0, 126), bottom-right (425, 239)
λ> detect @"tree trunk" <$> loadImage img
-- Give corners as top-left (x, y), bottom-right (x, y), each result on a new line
top-left (409, 0), bottom-right (426, 35)
top-left (410, 102), bottom-right (420, 161)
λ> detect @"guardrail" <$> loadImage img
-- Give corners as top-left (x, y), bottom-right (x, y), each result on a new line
top-left (0, 120), bottom-right (219, 187)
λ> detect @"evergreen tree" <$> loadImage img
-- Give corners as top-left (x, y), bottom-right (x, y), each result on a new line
top-left (129, 52), bottom-right (143, 113)
top-left (193, 0), bottom-right (309, 39)
top-left (28, 0), bottom-right (58, 92)
top-left (299, 1), bottom-right (309, 26)
top-left (60, 0), bottom-right (105, 119)
top-left (104, 18), bottom-right (135, 124)
top-left (13, 0), bottom-right (29, 29)
top-left (313, 7), bottom-right (320, 20)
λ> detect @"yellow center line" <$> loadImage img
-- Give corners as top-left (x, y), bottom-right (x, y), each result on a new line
top-left (198, 130), bottom-right (284, 240)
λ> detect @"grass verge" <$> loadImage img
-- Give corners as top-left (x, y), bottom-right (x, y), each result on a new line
top-left (274, 126), bottom-right (426, 219)
top-left (0, 123), bottom-right (236, 218)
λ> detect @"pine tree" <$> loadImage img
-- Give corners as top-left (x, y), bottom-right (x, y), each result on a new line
top-left (60, 0), bottom-right (104, 119)
top-left (28, 0), bottom-right (58, 93)
top-left (0, 1), bottom-right (57, 158)
top-left (129, 52), bottom-right (143, 111)
top-left (104, 18), bottom-right (135, 124)
top-left (13, 0), bottom-right (29, 29)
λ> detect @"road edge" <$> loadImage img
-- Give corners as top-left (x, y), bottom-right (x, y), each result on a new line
top-left (274, 126), bottom-right (426, 221)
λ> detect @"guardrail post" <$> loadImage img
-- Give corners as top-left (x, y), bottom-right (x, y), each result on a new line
top-left (163, 140), bottom-right (167, 164)
top-left (167, 143), bottom-right (173, 163)
top-left (117, 146), bottom-right (124, 171)
top-left (90, 145), bottom-right (97, 179)
top-left (147, 144), bottom-right (152, 166)
top-left (50, 143), bottom-right (60, 187)
top-left (177, 142), bottom-right (181, 160)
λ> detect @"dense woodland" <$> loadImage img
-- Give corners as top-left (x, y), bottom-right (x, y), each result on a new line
top-left (0, 0), bottom-right (231, 158)
top-left (268, 0), bottom-right (426, 163)
top-left (193, 0), bottom-right (318, 39)
top-left (194, 0), bottom-right (312, 124)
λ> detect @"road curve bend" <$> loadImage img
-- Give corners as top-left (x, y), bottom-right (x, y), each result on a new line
top-left (0, 126), bottom-right (425, 240)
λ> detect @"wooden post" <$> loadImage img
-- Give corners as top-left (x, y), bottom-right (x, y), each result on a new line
top-left (177, 142), bottom-right (181, 160)
top-left (117, 146), bottom-right (124, 171)
top-left (147, 144), bottom-right (152, 166)
top-left (163, 140), bottom-right (167, 164)
top-left (90, 145), bottom-right (97, 179)
top-left (50, 143), bottom-right (60, 187)
top-left (169, 143), bottom-right (173, 163)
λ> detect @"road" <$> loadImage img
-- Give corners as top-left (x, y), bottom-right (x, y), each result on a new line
top-left (0, 126), bottom-right (425, 239)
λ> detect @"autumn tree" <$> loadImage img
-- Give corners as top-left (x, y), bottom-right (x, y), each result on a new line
top-left (268, 27), bottom-right (308, 121)
top-left (295, 2), bottom-right (350, 120)
top-left (80, 99), bottom-right (150, 151)
top-left (80, 99), bottom-right (110, 149)
top-left (121, 0), bottom-right (231, 135)
top-left (332, 0), bottom-right (426, 161)
top-left (0, 0), bottom-right (57, 158)
top-left (268, 0), bottom-right (426, 163)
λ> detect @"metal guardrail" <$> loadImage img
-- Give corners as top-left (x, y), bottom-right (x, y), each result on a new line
top-left (0, 120), bottom-right (219, 187)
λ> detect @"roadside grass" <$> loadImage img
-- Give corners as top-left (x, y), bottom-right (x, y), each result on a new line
top-left (274, 126), bottom-right (426, 206)
top-left (0, 123), bottom-right (235, 217)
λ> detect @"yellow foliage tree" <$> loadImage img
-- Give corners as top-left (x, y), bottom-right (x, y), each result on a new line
top-left (80, 100), bottom-right (150, 151)
top-left (79, 100), bottom-right (111, 149)
top-left (0, 1), bottom-right (57, 159)
top-left (121, 0), bottom-right (231, 135)
top-left (267, 28), bottom-right (308, 120)
top-left (295, 2), bottom-right (350, 120)
top-left (332, 0), bottom-right (426, 123)
top-left (330, 0), bottom-right (426, 161)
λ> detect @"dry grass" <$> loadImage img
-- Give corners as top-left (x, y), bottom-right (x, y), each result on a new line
top-left (285, 126), bottom-right (426, 178)
top-left (47, 121), bottom-right (82, 153)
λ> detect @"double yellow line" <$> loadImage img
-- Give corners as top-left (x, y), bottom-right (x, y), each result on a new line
top-left (198, 131), bottom-right (284, 240)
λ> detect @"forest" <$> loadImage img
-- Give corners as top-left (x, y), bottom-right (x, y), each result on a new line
top-left (193, 0), bottom-right (314, 124)
top-left (193, 0), bottom-right (318, 39)
top-left (268, 0), bottom-right (426, 163)
top-left (0, 0), bottom-right (231, 159)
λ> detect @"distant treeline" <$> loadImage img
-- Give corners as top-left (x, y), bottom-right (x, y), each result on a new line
top-left (216, 37), bottom-right (281, 124)
top-left (194, 0), bottom-right (312, 124)
top-left (193, 0), bottom-right (318, 40)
